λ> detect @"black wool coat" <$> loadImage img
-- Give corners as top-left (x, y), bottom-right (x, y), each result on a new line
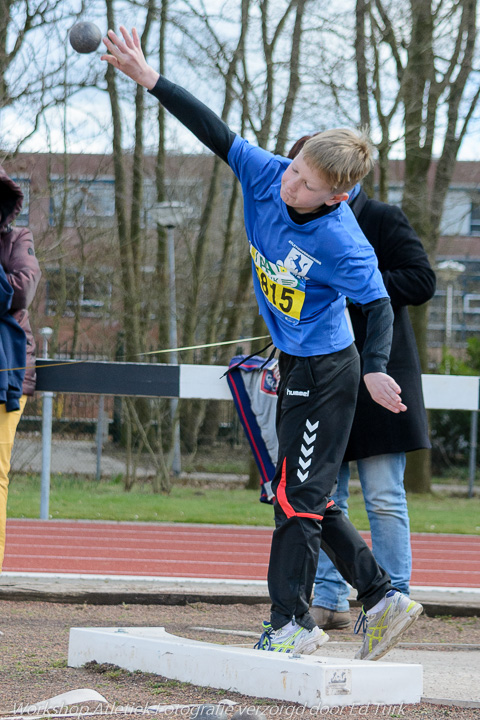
top-left (343, 189), bottom-right (436, 461)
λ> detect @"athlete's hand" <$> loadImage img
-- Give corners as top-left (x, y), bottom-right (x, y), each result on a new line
top-left (101, 26), bottom-right (160, 90)
top-left (363, 372), bottom-right (407, 414)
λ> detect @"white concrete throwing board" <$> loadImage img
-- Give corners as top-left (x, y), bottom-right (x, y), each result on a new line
top-left (68, 627), bottom-right (422, 708)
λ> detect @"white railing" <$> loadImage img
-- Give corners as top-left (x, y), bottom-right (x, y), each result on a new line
top-left (35, 362), bottom-right (479, 516)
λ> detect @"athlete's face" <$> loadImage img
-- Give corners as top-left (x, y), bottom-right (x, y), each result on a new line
top-left (280, 152), bottom-right (348, 214)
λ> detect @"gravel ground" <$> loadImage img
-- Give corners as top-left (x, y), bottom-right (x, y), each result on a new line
top-left (1, 601), bottom-right (480, 720)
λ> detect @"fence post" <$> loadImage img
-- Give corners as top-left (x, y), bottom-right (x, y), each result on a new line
top-left (39, 328), bottom-right (54, 520)
top-left (468, 410), bottom-right (478, 498)
top-left (96, 395), bottom-right (105, 482)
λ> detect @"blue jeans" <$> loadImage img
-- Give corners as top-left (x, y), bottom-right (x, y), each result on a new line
top-left (313, 453), bottom-right (411, 611)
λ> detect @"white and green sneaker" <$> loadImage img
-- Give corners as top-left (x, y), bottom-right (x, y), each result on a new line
top-left (354, 590), bottom-right (423, 661)
top-left (254, 620), bottom-right (329, 655)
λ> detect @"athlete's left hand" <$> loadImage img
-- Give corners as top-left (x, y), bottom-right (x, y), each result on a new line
top-left (363, 372), bottom-right (407, 414)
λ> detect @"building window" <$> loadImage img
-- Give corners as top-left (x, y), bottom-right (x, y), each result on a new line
top-left (464, 293), bottom-right (480, 314)
top-left (12, 178), bottom-right (30, 226)
top-left (50, 178), bottom-right (115, 227)
top-left (143, 178), bottom-right (203, 225)
top-left (46, 268), bottom-right (112, 317)
top-left (470, 201), bottom-right (480, 235)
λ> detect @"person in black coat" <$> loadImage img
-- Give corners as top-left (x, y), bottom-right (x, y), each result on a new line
top-left (288, 134), bottom-right (436, 631)
top-left (315, 184), bottom-right (435, 629)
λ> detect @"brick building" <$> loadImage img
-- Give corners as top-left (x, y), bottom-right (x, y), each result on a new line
top-left (2, 152), bottom-right (480, 367)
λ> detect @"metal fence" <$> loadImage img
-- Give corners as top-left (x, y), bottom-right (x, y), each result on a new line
top-left (12, 393), bottom-right (245, 480)
top-left (12, 383), bottom-right (480, 482)
top-left (10, 356), bottom-right (480, 522)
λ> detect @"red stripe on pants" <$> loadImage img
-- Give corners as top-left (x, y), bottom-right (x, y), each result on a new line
top-left (276, 458), bottom-right (333, 520)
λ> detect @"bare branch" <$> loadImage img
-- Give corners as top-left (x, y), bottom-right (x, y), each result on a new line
top-left (274, 0), bottom-right (309, 154)
top-left (373, 0), bottom-right (404, 82)
top-left (433, 0), bottom-right (471, 96)
top-left (271, 0), bottom-right (299, 48)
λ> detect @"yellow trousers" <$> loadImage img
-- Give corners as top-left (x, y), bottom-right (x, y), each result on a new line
top-left (0, 395), bottom-right (27, 572)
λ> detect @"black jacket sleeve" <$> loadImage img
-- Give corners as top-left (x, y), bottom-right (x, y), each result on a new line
top-left (358, 297), bottom-right (393, 375)
top-left (148, 76), bottom-right (236, 163)
top-left (361, 200), bottom-right (436, 308)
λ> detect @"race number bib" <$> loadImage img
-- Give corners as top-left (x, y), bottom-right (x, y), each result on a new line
top-left (250, 244), bottom-right (305, 322)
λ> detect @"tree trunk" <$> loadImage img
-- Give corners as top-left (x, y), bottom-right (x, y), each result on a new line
top-left (405, 448), bottom-right (431, 494)
top-left (247, 454), bottom-right (260, 492)
top-left (408, 303), bottom-right (430, 375)
top-left (355, 0), bottom-right (374, 197)
top-left (105, 0), bottom-right (141, 362)
top-left (154, 0), bottom-right (173, 457)
top-left (156, 0), bottom-right (169, 352)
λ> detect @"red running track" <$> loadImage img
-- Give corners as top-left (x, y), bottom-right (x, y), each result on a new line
top-left (3, 519), bottom-right (480, 588)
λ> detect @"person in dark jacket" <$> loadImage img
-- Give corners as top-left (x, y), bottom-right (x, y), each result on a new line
top-left (287, 136), bottom-right (436, 630)
top-left (0, 165), bottom-right (41, 572)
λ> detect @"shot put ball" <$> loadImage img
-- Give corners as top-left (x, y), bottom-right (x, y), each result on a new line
top-left (69, 22), bottom-right (102, 54)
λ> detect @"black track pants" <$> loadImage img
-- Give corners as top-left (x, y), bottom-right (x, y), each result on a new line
top-left (268, 345), bottom-right (392, 630)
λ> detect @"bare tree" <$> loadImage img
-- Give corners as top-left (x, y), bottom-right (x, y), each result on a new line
top-left (0, 1), bottom-right (105, 155)
top-left (353, 0), bottom-right (480, 491)
top-left (104, 0), bottom-right (175, 492)
top-left (303, 1), bottom-right (480, 491)
top-left (170, 0), bottom-right (253, 452)
top-left (105, 0), bottom-right (141, 361)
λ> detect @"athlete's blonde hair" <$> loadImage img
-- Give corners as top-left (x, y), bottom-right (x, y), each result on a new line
top-left (302, 128), bottom-right (375, 193)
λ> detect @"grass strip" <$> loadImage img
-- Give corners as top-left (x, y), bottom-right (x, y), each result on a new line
top-left (6, 474), bottom-right (480, 534)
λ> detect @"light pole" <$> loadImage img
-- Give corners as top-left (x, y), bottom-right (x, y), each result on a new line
top-left (436, 260), bottom-right (466, 374)
top-left (149, 202), bottom-right (187, 476)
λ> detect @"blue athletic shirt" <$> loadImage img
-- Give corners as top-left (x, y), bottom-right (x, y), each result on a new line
top-left (227, 136), bottom-right (388, 357)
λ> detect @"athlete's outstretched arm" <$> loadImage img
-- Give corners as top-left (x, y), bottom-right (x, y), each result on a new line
top-left (101, 26), bottom-right (235, 162)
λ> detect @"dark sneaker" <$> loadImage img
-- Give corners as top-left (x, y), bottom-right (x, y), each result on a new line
top-left (254, 620), bottom-right (329, 655)
top-left (310, 605), bottom-right (351, 630)
top-left (354, 591), bottom-right (423, 661)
